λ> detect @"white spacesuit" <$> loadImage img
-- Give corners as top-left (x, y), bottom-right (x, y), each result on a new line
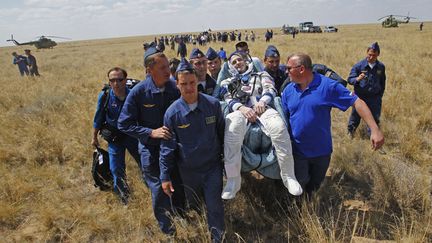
top-left (220, 51), bottom-right (303, 200)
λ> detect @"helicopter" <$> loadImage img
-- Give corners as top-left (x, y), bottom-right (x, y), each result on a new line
top-left (378, 14), bottom-right (416, 28)
top-left (6, 35), bottom-right (70, 49)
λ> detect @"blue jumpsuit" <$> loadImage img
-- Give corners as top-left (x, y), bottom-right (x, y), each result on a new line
top-left (117, 76), bottom-right (184, 235)
top-left (265, 64), bottom-right (287, 95)
top-left (198, 74), bottom-right (216, 96)
top-left (347, 58), bottom-right (386, 133)
top-left (93, 88), bottom-right (141, 194)
top-left (13, 55), bottom-right (29, 76)
top-left (160, 93), bottom-right (225, 242)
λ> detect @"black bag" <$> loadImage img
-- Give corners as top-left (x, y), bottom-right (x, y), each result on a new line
top-left (100, 123), bottom-right (125, 143)
top-left (97, 79), bottom-right (140, 143)
top-left (92, 147), bottom-right (113, 191)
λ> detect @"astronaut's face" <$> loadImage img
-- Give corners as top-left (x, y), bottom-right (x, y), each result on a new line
top-left (230, 54), bottom-right (246, 74)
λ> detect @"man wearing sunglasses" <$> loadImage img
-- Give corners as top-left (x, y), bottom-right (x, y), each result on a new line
top-left (281, 53), bottom-right (384, 196)
top-left (118, 44), bottom-right (184, 236)
top-left (92, 67), bottom-right (141, 205)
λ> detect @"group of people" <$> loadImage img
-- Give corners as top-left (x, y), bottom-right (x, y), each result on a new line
top-left (92, 40), bottom-right (385, 242)
top-left (147, 30), bottom-right (258, 58)
top-left (11, 49), bottom-right (39, 76)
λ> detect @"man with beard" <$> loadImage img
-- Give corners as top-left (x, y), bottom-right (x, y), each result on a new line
top-left (263, 45), bottom-right (287, 95)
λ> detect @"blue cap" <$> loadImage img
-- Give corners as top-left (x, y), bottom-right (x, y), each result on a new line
top-left (189, 48), bottom-right (205, 59)
top-left (369, 42), bottom-right (380, 53)
top-left (206, 47), bottom-right (219, 60)
top-left (176, 58), bottom-right (194, 73)
top-left (265, 45), bottom-right (280, 58)
top-left (144, 42), bottom-right (162, 62)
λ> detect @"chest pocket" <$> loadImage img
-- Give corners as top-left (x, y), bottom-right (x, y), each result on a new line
top-left (141, 102), bottom-right (160, 126)
top-left (107, 98), bottom-right (123, 123)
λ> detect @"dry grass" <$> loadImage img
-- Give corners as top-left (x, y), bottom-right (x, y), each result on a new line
top-left (1, 22), bottom-right (431, 242)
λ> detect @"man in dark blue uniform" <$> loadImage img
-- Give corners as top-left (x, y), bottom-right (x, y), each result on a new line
top-left (263, 45), bottom-right (288, 95)
top-left (12, 52), bottom-right (29, 76)
top-left (177, 39), bottom-right (187, 58)
top-left (25, 49), bottom-right (40, 76)
top-left (206, 47), bottom-right (222, 81)
top-left (92, 67), bottom-right (141, 204)
top-left (118, 46), bottom-right (184, 235)
top-left (347, 42), bottom-right (386, 137)
top-left (189, 48), bottom-right (216, 96)
top-left (160, 59), bottom-right (225, 242)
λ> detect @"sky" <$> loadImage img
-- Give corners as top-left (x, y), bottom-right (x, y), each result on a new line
top-left (1, 0), bottom-right (431, 46)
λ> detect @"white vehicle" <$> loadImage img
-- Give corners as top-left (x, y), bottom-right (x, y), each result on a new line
top-left (324, 26), bottom-right (338, 32)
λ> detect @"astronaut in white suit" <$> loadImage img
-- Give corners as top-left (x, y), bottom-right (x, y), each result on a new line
top-left (220, 51), bottom-right (303, 200)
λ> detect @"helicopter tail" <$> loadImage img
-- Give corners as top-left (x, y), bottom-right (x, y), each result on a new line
top-left (6, 35), bottom-right (21, 45)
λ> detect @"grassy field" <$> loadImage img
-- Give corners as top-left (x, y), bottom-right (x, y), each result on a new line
top-left (1, 22), bottom-right (431, 242)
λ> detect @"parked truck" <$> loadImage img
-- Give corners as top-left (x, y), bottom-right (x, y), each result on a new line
top-left (299, 22), bottom-right (322, 33)
top-left (299, 22), bottom-right (313, 32)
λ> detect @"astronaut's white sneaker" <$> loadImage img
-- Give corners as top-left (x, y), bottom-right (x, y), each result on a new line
top-left (221, 176), bottom-right (241, 200)
top-left (283, 177), bottom-right (303, 196)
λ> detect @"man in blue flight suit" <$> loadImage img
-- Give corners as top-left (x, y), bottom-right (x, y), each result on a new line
top-left (189, 48), bottom-right (216, 96)
top-left (12, 52), bottom-right (29, 76)
top-left (92, 67), bottom-right (141, 204)
top-left (118, 46), bottom-right (184, 235)
top-left (347, 42), bottom-right (386, 137)
top-left (263, 45), bottom-right (288, 95)
top-left (206, 47), bottom-right (222, 81)
top-left (282, 53), bottom-right (385, 196)
top-left (160, 59), bottom-right (225, 242)
top-left (25, 49), bottom-right (40, 76)
top-left (218, 47), bottom-right (227, 62)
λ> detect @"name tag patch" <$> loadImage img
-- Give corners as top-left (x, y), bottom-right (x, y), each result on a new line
top-left (205, 116), bottom-right (216, 124)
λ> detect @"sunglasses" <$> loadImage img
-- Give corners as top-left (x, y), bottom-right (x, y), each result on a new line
top-left (286, 65), bottom-right (301, 72)
top-left (109, 78), bottom-right (125, 83)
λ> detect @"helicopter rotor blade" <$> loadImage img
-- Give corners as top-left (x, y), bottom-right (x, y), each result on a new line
top-left (377, 16), bottom-right (390, 21)
top-left (44, 36), bottom-right (71, 40)
top-left (34, 35), bottom-right (71, 40)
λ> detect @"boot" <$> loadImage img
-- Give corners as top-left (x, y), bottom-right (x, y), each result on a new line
top-left (114, 178), bottom-right (130, 205)
top-left (282, 176), bottom-right (303, 196)
top-left (221, 176), bottom-right (241, 200)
